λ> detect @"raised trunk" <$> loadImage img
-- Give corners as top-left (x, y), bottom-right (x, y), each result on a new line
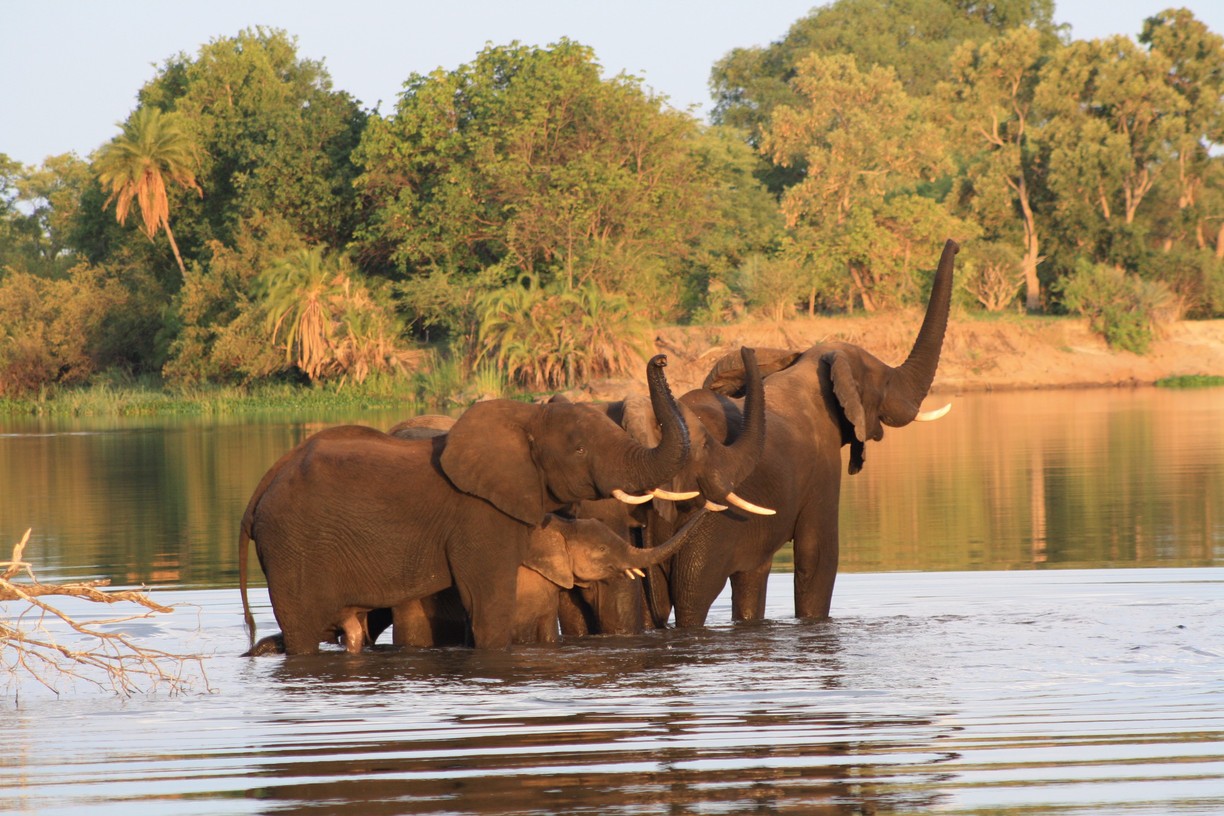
top-left (614, 354), bottom-right (690, 492)
top-left (887, 239), bottom-right (958, 424)
top-left (697, 347), bottom-right (765, 501)
top-left (628, 508), bottom-right (709, 569)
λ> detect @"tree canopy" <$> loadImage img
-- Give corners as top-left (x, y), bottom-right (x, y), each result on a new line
top-left (3, 6), bottom-right (1224, 396)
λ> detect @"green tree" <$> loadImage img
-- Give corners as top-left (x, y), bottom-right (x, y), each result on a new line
top-left (1035, 36), bottom-right (1186, 266)
top-left (942, 27), bottom-right (1049, 310)
top-left (354, 39), bottom-right (719, 355)
top-left (1140, 9), bottom-right (1224, 253)
top-left (710, 0), bottom-right (1058, 177)
top-left (94, 106), bottom-right (201, 280)
top-left (138, 27), bottom-right (367, 252)
top-left (761, 53), bottom-right (961, 311)
top-left (256, 246), bottom-right (415, 383)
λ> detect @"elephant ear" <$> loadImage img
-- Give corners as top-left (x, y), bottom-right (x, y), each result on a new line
top-left (523, 518), bottom-right (575, 590)
top-left (823, 350), bottom-right (879, 476)
top-left (440, 400), bottom-right (546, 526)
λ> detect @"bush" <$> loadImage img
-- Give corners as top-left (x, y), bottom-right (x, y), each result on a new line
top-left (1054, 261), bottom-right (1179, 354)
top-left (477, 278), bottom-right (652, 390)
top-left (0, 265), bottom-right (128, 396)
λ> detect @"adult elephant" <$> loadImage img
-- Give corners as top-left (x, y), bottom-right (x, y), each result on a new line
top-left (655, 239), bottom-right (960, 626)
top-left (239, 355), bottom-right (691, 653)
top-left (558, 346), bottom-right (772, 635)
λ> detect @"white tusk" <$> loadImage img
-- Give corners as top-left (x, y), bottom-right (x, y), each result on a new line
top-left (725, 491), bottom-right (777, 516)
top-left (705, 500), bottom-right (728, 512)
top-left (651, 488), bottom-right (701, 501)
top-left (612, 489), bottom-right (654, 505)
top-left (624, 569), bottom-right (638, 580)
top-left (631, 568), bottom-right (646, 578)
top-left (914, 402), bottom-right (952, 422)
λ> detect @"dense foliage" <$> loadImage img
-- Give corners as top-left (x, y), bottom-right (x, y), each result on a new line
top-left (2, 6), bottom-right (1223, 399)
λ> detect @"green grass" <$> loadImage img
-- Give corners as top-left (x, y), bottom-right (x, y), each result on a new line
top-left (0, 377), bottom-right (427, 418)
top-left (1154, 374), bottom-right (1224, 389)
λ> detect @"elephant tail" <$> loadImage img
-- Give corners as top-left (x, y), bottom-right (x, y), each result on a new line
top-left (239, 521), bottom-right (256, 649)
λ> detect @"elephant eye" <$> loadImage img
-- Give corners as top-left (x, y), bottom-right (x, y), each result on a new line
top-left (575, 445), bottom-right (587, 456)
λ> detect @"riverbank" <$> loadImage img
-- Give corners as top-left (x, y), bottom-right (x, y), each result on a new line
top-left (4, 314), bottom-right (1222, 417)
top-left (634, 313), bottom-right (1224, 397)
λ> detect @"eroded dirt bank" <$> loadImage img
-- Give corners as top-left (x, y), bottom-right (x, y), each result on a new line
top-left (582, 315), bottom-right (1224, 398)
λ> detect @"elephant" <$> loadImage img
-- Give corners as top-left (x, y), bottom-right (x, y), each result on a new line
top-left (238, 354), bottom-right (692, 653)
top-left (555, 345), bottom-right (772, 636)
top-left (648, 239), bottom-right (960, 627)
top-left (395, 510), bottom-right (706, 646)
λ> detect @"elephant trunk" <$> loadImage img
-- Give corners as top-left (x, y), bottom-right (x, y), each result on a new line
top-left (886, 239), bottom-right (958, 426)
top-left (610, 355), bottom-right (691, 493)
top-left (628, 508), bottom-right (709, 569)
top-left (696, 347), bottom-right (765, 501)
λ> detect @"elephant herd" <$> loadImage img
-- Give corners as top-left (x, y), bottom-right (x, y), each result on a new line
top-left (239, 239), bottom-right (960, 655)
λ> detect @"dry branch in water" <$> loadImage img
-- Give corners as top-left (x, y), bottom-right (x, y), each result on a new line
top-left (1, 529), bottom-right (209, 697)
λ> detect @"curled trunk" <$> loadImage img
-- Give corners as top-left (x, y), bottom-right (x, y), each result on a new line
top-left (696, 347), bottom-right (765, 502)
top-left (627, 508), bottom-right (709, 569)
top-left (607, 355), bottom-right (691, 493)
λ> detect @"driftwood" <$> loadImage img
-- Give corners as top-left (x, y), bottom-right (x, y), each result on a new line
top-left (1, 529), bottom-right (209, 698)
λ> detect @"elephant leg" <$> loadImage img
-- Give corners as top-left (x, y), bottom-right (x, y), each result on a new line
top-left (558, 589), bottom-right (594, 637)
top-left (729, 560), bottom-right (771, 622)
top-left (393, 598), bottom-right (438, 647)
top-left (453, 563), bottom-right (517, 650)
top-left (792, 500), bottom-right (840, 619)
top-left (670, 540), bottom-right (731, 629)
top-left (337, 607), bottom-right (367, 654)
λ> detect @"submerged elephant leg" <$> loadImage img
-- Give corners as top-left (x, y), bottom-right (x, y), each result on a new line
top-left (337, 607), bottom-right (369, 654)
top-left (243, 633), bottom-right (286, 657)
top-left (729, 560), bottom-right (772, 622)
top-left (792, 503), bottom-right (840, 620)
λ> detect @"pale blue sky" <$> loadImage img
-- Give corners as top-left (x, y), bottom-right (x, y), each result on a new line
top-left (3, 1), bottom-right (1222, 167)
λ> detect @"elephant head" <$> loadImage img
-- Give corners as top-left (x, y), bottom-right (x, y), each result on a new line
top-left (523, 510), bottom-right (707, 590)
top-left (704, 239), bottom-right (958, 475)
top-left (607, 346), bottom-right (771, 516)
top-left (440, 354), bottom-right (690, 525)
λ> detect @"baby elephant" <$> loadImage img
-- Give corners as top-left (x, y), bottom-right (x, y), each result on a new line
top-left (396, 510), bottom-right (706, 647)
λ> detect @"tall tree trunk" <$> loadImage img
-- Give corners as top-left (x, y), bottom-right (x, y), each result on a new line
top-left (164, 221), bottom-right (187, 280)
top-left (1017, 173), bottom-right (1041, 312)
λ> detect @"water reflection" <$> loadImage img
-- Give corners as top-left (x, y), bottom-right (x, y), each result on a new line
top-left (0, 388), bottom-right (1221, 589)
top-left (247, 624), bottom-right (957, 815)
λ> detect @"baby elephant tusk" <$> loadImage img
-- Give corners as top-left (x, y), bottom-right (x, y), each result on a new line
top-left (651, 487), bottom-right (701, 501)
top-left (705, 500), bottom-right (729, 512)
top-left (914, 402), bottom-right (952, 422)
top-left (624, 569), bottom-right (638, 580)
top-left (631, 568), bottom-right (646, 578)
top-left (612, 489), bottom-right (654, 505)
top-left (725, 491), bottom-right (777, 516)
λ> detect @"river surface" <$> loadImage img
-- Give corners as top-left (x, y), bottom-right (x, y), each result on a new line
top-left (2, 388), bottom-right (1223, 814)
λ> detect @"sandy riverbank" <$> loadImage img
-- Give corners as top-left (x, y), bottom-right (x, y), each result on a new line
top-left (582, 314), bottom-right (1224, 398)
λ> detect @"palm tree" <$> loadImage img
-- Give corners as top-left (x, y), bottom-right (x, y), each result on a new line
top-left (94, 107), bottom-right (201, 279)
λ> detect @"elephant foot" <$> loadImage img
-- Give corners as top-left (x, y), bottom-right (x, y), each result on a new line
top-left (243, 633), bottom-right (286, 657)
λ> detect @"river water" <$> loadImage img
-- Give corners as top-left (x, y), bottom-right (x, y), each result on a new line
top-left (2, 388), bottom-right (1222, 815)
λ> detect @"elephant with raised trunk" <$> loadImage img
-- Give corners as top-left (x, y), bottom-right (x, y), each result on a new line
top-left (239, 355), bottom-right (691, 653)
top-left (654, 239), bottom-right (960, 626)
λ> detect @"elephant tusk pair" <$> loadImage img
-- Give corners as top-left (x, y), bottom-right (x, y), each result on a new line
top-left (914, 402), bottom-right (952, 422)
top-left (623, 567), bottom-right (646, 580)
top-left (612, 487), bottom-right (701, 505)
top-left (705, 493), bottom-right (776, 516)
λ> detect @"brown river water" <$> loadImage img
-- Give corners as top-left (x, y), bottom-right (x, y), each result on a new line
top-left (2, 387), bottom-right (1222, 814)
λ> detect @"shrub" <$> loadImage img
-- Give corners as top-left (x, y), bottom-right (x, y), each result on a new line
top-left (477, 278), bottom-right (652, 390)
top-left (1055, 261), bottom-right (1179, 353)
top-left (0, 265), bottom-right (128, 396)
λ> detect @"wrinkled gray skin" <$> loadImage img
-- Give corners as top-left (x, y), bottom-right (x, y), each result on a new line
top-left (395, 511), bottom-right (706, 646)
top-left (559, 346), bottom-right (770, 635)
top-left (653, 240), bottom-right (960, 627)
top-left (238, 355), bottom-right (691, 654)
